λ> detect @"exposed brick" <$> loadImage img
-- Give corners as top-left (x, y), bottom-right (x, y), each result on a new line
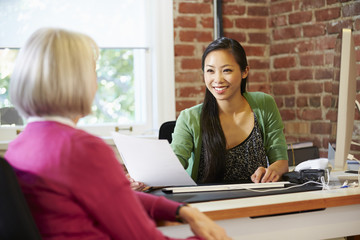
top-left (181, 58), bottom-right (202, 70)
top-left (298, 109), bottom-right (322, 120)
top-left (285, 97), bottom-right (295, 107)
top-left (326, 110), bottom-right (338, 122)
top-left (270, 1), bottom-right (293, 15)
top-left (315, 69), bottom-right (334, 80)
top-left (355, 18), bottom-right (360, 31)
top-left (274, 96), bottom-right (284, 108)
top-left (293, 0), bottom-right (301, 11)
top-left (270, 42), bottom-right (295, 55)
top-left (297, 96), bottom-right (308, 107)
top-left (273, 56), bottom-right (297, 69)
top-left (222, 17), bottom-right (234, 28)
top-left (303, 24), bottom-right (326, 37)
top-left (248, 32), bottom-right (270, 44)
top-left (327, 19), bottom-right (354, 34)
top-left (247, 83), bottom-right (271, 93)
top-left (175, 72), bottom-right (202, 83)
top-left (248, 6), bottom-right (269, 16)
top-left (200, 17), bottom-right (214, 28)
top-left (179, 2), bottom-right (211, 14)
top-left (248, 59), bottom-right (270, 69)
top-left (273, 27), bottom-right (302, 40)
top-left (174, 45), bottom-right (195, 56)
top-left (270, 16), bottom-right (287, 27)
top-left (289, 11), bottom-right (312, 25)
top-left (245, 0), bottom-right (267, 3)
top-left (224, 32), bottom-right (246, 43)
top-left (270, 40), bottom-right (313, 55)
top-left (314, 36), bottom-right (337, 50)
top-left (315, 8), bottom-right (341, 22)
top-left (270, 70), bottom-right (287, 82)
top-left (248, 71), bottom-right (267, 82)
top-left (176, 100), bottom-right (198, 113)
top-left (174, 16), bottom-right (197, 28)
top-left (309, 96), bottom-right (321, 107)
top-left (295, 40), bottom-right (314, 53)
top-left (354, 34), bottom-right (360, 47)
top-left (284, 122), bottom-right (310, 135)
top-left (310, 122), bottom-right (332, 135)
top-left (235, 18), bottom-right (267, 29)
top-left (325, 52), bottom-right (335, 65)
top-left (324, 81), bottom-right (335, 94)
top-left (179, 30), bottom-right (213, 42)
top-left (223, 4), bottom-right (246, 15)
top-left (289, 69), bottom-right (313, 80)
top-left (280, 109), bottom-right (296, 121)
top-left (272, 83), bottom-right (295, 95)
top-left (298, 82), bottom-right (323, 94)
top-left (327, 0), bottom-right (338, 5)
top-left (243, 45), bottom-right (267, 57)
top-left (356, 49), bottom-right (360, 62)
top-left (322, 95), bottom-right (333, 108)
top-left (342, 1), bottom-right (360, 17)
top-left (301, 0), bottom-right (325, 10)
top-left (300, 54), bottom-right (324, 67)
top-left (178, 86), bottom-right (205, 98)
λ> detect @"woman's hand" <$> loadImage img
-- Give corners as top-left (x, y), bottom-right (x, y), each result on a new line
top-left (251, 167), bottom-right (279, 183)
top-left (179, 205), bottom-right (232, 240)
top-left (251, 160), bottom-right (288, 183)
top-left (126, 174), bottom-right (147, 191)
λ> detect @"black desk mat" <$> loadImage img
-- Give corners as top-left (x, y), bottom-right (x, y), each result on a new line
top-left (150, 183), bottom-right (323, 203)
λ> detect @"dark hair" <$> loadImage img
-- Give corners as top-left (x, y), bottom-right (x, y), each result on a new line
top-left (200, 37), bottom-right (248, 183)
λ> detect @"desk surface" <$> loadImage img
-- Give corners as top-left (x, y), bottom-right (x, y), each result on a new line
top-left (158, 187), bottom-right (360, 239)
top-left (190, 186), bottom-right (360, 220)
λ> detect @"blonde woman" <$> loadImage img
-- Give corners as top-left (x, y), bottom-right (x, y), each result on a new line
top-left (5, 28), bottom-right (230, 240)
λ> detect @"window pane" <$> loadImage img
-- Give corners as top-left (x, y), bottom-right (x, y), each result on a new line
top-left (0, 48), bottom-right (18, 109)
top-left (0, 48), bottom-right (146, 127)
top-left (0, 0), bottom-right (148, 48)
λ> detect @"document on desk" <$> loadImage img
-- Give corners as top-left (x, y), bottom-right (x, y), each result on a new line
top-left (112, 132), bottom-right (196, 187)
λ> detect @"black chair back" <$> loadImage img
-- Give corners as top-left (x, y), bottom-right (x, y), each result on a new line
top-left (0, 156), bottom-right (42, 240)
top-left (158, 121), bottom-right (176, 143)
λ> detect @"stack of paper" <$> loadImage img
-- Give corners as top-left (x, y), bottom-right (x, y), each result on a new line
top-left (112, 132), bottom-right (196, 187)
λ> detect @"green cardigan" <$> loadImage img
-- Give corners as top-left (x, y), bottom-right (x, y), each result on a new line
top-left (171, 91), bottom-right (289, 182)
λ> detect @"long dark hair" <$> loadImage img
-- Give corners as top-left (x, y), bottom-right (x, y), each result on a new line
top-left (200, 37), bottom-right (248, 183)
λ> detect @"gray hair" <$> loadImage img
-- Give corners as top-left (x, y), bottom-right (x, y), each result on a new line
top-left (10, 28), bottom-right (99, 119)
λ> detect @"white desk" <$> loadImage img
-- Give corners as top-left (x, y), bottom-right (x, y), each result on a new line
top-left (158, 187), bottom-right (360, 239)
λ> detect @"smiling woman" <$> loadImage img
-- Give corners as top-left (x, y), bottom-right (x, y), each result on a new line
top-left (0, 0), bottom-right (175, 142)
top-left (170, 37), bottom-right (289, 185)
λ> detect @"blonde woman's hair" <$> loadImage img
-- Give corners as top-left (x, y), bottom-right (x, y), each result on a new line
top-left (10, 28), bottom-right (99, 119)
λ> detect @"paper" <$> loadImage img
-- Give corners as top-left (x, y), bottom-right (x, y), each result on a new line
top-left (112, 132), bottom-right (196, 187)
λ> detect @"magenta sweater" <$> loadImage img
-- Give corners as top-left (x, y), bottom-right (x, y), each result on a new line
top-left (5, 121), bottom-right (199, 240)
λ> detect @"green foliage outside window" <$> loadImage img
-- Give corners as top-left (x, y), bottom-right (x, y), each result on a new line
top-left (0, 48), bottom-right (136, 125)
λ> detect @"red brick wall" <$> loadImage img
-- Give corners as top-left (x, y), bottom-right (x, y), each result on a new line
top-left (173, 0), bottom-right (360, 158)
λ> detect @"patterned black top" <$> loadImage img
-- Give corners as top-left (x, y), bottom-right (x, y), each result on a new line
top-left (198, 114), bottom-right (268, 183)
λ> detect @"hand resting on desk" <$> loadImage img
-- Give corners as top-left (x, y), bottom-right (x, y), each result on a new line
top-left (251, 160), bottom-right (289, 183)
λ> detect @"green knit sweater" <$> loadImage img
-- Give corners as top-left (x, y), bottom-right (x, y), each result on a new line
top-left (171, 91), bottom-right (289, 182)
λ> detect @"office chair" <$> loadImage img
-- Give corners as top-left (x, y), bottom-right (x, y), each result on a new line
top-left (0, 156), bottom-right (42, 240)
top-left (0, 107), bottom-right (23, 125)
top-left (158, 121), bottom-right (176, 143)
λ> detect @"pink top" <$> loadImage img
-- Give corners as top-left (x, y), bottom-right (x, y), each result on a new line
top-left (5, 121), bottom-right (200, 240)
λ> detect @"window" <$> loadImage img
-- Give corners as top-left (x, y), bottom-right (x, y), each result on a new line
top-left (0, 0), bottom-right (175, 142)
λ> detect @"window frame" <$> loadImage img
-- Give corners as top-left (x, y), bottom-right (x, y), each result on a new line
top-left (0, 0), bottom-right (176, 143)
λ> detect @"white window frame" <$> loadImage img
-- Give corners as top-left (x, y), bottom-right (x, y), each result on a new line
top-left (0, 0), bottom-right (175, 144)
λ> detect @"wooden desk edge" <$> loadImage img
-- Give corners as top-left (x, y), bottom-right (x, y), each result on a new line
top-left (204, 194), bottom-right (360, 220)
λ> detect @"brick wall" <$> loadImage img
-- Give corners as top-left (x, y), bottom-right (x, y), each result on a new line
top-left (173, 0), bottom-right (360, 158)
